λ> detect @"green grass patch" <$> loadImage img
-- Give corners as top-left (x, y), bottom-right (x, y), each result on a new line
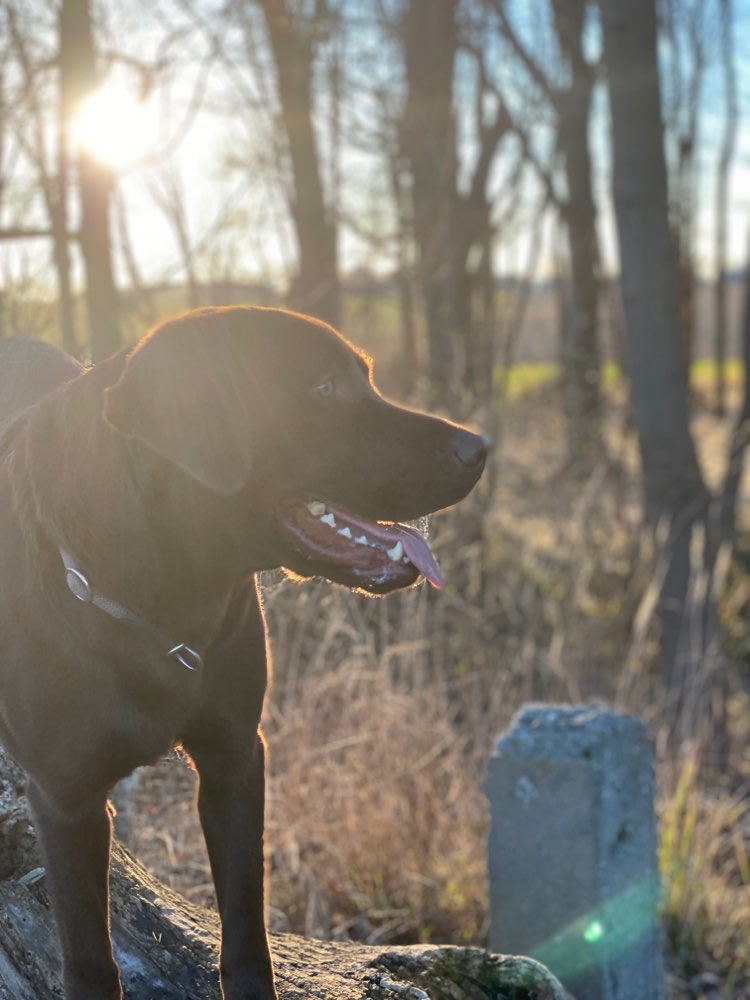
top-left (490, 358), bottom-right (747, 401)
top-left (491, 360), bottom-right (626, 399)
top-left (492, 363), bottom-right (560, 397)
top-left (690, 357), bottom-right (745, 388)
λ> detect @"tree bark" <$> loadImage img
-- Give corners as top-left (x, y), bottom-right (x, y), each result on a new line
top-left (0, 748), bottom-right (566, 1000)
top-left (389, 156), bottom-right (419, 398)
top-left (553, 0), bottom-right (601, 467)
top-left (600, 0), bottom-right (708, 526)
top-left (400, 0), bottom-right (458, 402)
top-left (451, 96), bottom-right (510, 411)
top-left (662, 0), bottom-right (706, 382)
top-left (716, 247), bottom-right (750, 551)
top-left (55, 7), bottom-right (78, 358)
top-left (600, 0), bottom-right (716, 732)
top-left (60, 0), bottom-right (120, 361)
top-left (258, 0), bottom-right (340, 329)
top-left (714, 0), bottom-right (737, 418)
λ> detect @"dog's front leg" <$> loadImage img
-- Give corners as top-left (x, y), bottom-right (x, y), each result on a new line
top-left (188, 730), bottom-right (276, 1000)
top-left (27, 783), bottom-right (122, 1000)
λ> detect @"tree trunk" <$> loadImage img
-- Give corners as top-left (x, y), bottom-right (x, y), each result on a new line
top-left (400, 0), bottom-right (458, 403)
top-left (53, 76), bottom-right (77, 358)
top-left (496, 0), bottom-right (601, 459)
top-left (600, 0), bottom-right (716, 732)
top-left (4, 4), bottom-right (77, 355)
top-left (697, 243), bottom-right (750, 769)
top-left (0, 748), bottom-right (566, 1000)
top-left (600, 0), bottom-right (708, 526)
top-left (389, 158), bottom-right (419, 398)
top-left (259, 1), bottom-right (340, 329)
top-left (716, 243), bottom-right (750, 552)
top-left (60, 0), bottom-right (120, 361)
top-left (714, 0), bottom-right (737, 418)
top-left (554, 0), bottom-right (601, 467)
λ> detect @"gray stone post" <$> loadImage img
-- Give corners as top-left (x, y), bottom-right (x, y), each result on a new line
top-left (485, 704), bottom-right (664, 1000)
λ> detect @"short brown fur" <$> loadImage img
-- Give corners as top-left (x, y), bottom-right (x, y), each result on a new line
top-left (0, 308), bottom-right (486, 999)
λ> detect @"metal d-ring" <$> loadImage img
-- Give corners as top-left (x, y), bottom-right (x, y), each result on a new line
top-left (168, 643), bottom-right (203, 672)
top-left (65, 567), bottom-right (93, 603)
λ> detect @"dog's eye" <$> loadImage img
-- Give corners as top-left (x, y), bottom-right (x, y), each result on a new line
top-left (313, 379), bottom-right (334, 398)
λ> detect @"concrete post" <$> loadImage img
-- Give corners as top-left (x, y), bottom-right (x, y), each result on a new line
top-left (485, 704), bottom-right (664, 1000)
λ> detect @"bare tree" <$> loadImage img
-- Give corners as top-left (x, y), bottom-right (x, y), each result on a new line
top-left (660, 0), bottom-right (716, 373)
top-left (600, 0), bottom-right (721, 742)
top-left (318, 2), bottom-right (421, 396)
top-left (2, 1), bottom-right (78, 353)
top-left (451, 2), bottom-right (513, 408)
top-left (3, 0), bottom-right (225, 357)
top-left (60, 0), bottom-right (120, 360)
top-left (149, 166), bottom-right (200, 309)
top-left (254, 0), bottom-right (340, 326)
top-left (713, 0), bottom-right (737, 417)
top-left (398, 0), bottom-right (517, 408)
top-left (493, 0), bottom-right (602, 463)
top-left (397, 0), bottom-right (458, 402)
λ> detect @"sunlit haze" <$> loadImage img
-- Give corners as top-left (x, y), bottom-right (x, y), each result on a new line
top-left (71, 83), bottom-right (157, 170)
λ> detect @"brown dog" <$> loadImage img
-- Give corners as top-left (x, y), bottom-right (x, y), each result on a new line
top-left (0, 307), bottom-right (486, 999)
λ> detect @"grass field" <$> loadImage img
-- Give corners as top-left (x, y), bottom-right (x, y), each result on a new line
top-left (5, 284), bottom-right (748, 993)
top-left (110, 376), bottom-right (750, 999)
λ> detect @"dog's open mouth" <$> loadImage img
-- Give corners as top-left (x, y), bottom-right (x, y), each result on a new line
top-left (278, 499), bottom-right (444, 594)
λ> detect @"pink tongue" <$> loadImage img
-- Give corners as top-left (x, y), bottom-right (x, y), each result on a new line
top-left (332, 508), bottom-right (445, 589)
top-left (397, 525), bottom-right (445, 590)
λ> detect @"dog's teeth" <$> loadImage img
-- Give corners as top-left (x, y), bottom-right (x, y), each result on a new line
top-left (386, 541), bottom-right (404, 562)
top-left (307, 501), bottom-right (326, 516)
top-left (338, 526), bottom-right (352, 539)
top-left (355, 535), bottom-right (368, 545)
top-left (321, 513), bottom-right (336, 528)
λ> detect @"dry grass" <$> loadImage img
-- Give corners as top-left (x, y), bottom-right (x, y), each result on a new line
top-left (114, 381), bottom-right (750, 997)
top-left (660, 752), bottom-right (750, 998)
top-left (265, 658), bottom-right (488, 945)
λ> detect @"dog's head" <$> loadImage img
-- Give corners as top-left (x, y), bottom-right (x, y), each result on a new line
top-left (103, 307), bottom-right (487, 594)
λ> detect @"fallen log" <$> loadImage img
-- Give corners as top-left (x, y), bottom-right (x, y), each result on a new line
top-left (0, 748), bottom-right (567, 999)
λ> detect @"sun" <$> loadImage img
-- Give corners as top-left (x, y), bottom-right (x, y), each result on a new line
top-left (70, 83), bottom-right (156, 170)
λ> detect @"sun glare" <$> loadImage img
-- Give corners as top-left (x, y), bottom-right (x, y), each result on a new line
top-left (71, 84), bottom-right (156, 169)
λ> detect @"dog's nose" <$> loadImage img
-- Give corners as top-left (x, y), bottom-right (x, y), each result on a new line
top-left (453, 430), bottom-right (489, 469)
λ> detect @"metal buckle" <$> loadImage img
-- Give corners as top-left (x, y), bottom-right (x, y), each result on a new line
top-left (168, 643), bottom-right (203, 672)
top-left (65, 567), bottom-right (93, 603)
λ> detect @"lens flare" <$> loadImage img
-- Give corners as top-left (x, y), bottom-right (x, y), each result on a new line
top-left (71, 84), bottom-right (155, 169)
top-left (583, 919), bottom-right (605, 944)
top-left (529, 877), bottom-right (661, 983)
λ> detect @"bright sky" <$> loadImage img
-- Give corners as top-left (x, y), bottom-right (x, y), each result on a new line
top-left (6, 0), bottom-right (750, 296)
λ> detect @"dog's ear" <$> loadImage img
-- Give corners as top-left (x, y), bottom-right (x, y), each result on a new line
top-left (102, 314), bottom-right (255, 497)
